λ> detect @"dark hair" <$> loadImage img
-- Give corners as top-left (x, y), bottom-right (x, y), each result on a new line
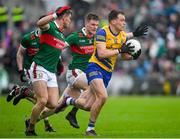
top-left (108, 10), bottom-right (124, 22)
top-left (39, 15), bottom-right (46, 20)
top-left (86, 13), bottom-right (99, 21)
top-left (56, 6), bottom-right (72, 18)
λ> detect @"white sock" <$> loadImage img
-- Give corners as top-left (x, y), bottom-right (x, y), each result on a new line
top-left (66, 97), bottom-right (72, 105)
top-left (87, 126), bottom-right (95, 131)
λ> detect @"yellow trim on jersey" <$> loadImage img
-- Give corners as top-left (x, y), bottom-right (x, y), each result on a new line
top-left (89, 26), bottom-right (127, 72)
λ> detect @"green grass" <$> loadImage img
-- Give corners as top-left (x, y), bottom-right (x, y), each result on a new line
top-left (0, 95), bottom-right (180, 138)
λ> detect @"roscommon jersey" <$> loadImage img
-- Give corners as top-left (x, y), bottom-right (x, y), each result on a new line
top-left (89, 26), bottom-right (127, 72)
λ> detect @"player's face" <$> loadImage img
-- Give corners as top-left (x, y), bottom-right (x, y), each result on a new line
top-left (86, 20), bottom-right (99, 35)
top-left (115, 14), bottom-right (126, 31)
top-left (63, 14), bottom-right (72, 28)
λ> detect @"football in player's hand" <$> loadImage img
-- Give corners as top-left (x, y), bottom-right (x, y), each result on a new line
top-left (126, 39), bottom-right (141, 60)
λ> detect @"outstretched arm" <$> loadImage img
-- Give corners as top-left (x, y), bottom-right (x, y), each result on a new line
top-left (126, 24), bottom-right (148, 39)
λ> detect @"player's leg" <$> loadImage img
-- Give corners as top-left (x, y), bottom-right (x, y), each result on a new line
top-left (26, 62), bottom-right (55, 136)
top-left (44, 117), bottom-right (56, 132)
top-left (25, 80), bottom-right (48, 136)
top-left (13, 85), bottom-right (36, 105)
top-left (40, 85), bottom-right (58, 133)
top-left (46, 87), bottom-right (59, 109)
top-left (12, 69), bottom-right (37, 105)
top-left (85, 63), bottom-right (111, 136)
top-left (75, 88), bottom-right (96, 111)
top-left (59, 69), bottom-right (88, 128)
top-left (36, 73), bottom-right (59, 132)
top-left (6, 85), bottom-right (20, 102)
top-left (64, 86), bottom-right (81, 128)
top-left (86, 78), bottom-right (108, 136)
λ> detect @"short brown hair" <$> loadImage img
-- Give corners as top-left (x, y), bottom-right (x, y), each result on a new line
top-left (108, 10), bottom-right (124, 22)
top-left (85, 13), bottom-right (99, 21)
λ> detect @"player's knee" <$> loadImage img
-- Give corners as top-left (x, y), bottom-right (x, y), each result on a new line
top-left (98, 93), bottom-right (108, 104)
top-left (83, 105), bottom-right (91, 111)
top-left (36, 98), bottom-right (48, 110)
top-left (81, 85), bottom-right (88, 91)
top-left (46, 102), bottom-right (58, 109)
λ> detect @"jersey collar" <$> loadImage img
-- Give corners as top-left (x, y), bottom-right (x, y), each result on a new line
top-left (54, 21), bottom-right (64, 32)
top-left (81, 27), bottom-right (93, 38)
top-left (35, 29), bottom-right (40, 37)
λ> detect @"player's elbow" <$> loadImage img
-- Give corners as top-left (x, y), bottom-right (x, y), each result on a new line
top-left (37, 20), bottom-right (42, 27)
top-left (97, 51), bottom-right (106, 59)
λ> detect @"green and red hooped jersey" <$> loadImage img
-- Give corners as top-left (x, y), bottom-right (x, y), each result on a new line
top-left (66, 27), bottom-right (94, 72)
top-left (21, 30), bottom-right (39, 69)
top-left (33, 21), bottom-right (66, 73)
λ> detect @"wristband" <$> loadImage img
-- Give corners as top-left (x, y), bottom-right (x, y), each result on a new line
top-left (118, 49), bottom-right (121, 53)
top-left (52, 13), bottom-right (58, 19)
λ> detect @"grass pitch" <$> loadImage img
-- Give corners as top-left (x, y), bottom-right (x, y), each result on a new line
top-left (0, 95), bottom-right (180, 138)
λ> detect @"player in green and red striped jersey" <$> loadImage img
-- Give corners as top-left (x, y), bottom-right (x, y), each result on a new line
top-left (6, 28), bottom-right (64, 132)
top-left (36, 13), bottom-right (99, 129)
top-left (25, 6), bottom-right (72, 136)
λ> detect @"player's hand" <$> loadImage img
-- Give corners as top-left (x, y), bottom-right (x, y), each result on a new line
top-left (57, 64), bottom-right (64, 76)
top-left (132, 49), bottom-right (141, 60)
top-left (133, 25), bottom-right (148, 37)
top-left (118, 43), bottom-right (135, 54)
top-left (19, 70), bottom-right (27, 82)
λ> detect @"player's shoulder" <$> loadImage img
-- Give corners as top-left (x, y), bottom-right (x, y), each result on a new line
top-left (96, 28), bottom-right (106, 36)
top-left (95, 27), bottom-right (107, 42)
top-left (67, 30), bottom-right (82, 39)
top-left (21, 32), bottom-right (31, 42)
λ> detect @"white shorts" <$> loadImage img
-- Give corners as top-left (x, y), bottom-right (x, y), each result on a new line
top-left (29, 62), bottom-right (58, 87)
top-left (24, 69), bottom-right (31, 84)
top-left (66, 69), bottom-right (87, 87)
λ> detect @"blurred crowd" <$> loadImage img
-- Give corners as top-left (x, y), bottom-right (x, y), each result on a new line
top-left (0, 0), bottom-right (179, 95)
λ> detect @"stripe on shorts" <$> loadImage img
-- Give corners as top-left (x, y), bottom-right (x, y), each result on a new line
top-left (72, 69), bottom-right (78, 77)
top-left (33, 63), bottom-right (37, 78)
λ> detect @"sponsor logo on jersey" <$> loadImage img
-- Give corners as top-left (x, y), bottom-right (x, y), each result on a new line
top-left (96, 35), bottom-right (106, 41)
top-left (79, 39), bottom-right (86, 43)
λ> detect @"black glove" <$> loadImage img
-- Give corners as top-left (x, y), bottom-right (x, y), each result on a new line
top-left (133, 25), bottom-right (148, 37)
top-left (132, 49), bottom-right (141, 60)
top-left (19, 70), bottom-right (27, 82)
top-left (118, 43), bottom-right (135, 54)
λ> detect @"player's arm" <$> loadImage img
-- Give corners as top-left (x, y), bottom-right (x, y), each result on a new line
top-left (96, 43), bottom-right (119, 59)
top-left (96, 29), bottom-right (119, 59)
top-left (126, 25), bottom-right (148, 39)
top-left (37, 7), bottom-right (66, 31)
top-left (16, 44), bottom-right (27, 82)
top-left (16, 45), bottom-right (26, 71)
top-left (37, 14), bottom-right (53, 30)
top-left (64, 33), bottom-right (76, 49)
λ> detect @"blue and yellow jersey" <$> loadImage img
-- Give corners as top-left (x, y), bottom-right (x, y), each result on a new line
top-left (89, 26), bottom-right (127, 72)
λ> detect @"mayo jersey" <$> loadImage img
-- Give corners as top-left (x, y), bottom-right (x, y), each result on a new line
top-left (66, 27), bottom-right (94, 72)
top-left (89, 26), bottom-right (127, 72)
top-left (21, 30), bottom-right (39, 70)
top-left (33, 21), bottom-right (66, 73)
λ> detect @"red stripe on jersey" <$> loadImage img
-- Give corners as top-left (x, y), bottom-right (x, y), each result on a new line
top-left (33, 63), bottom-right (37, 79)
top-left (72, 69), bottom-right (78, 77)
top-left (27, 48), bottom-right (39, 56)
top-left (71, 45), bottom-right (94, 54)
top-left (40, 34), bottom-right (66, 50)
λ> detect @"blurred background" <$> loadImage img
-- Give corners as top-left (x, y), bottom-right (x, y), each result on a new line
top-left (0, 0), bottom-right (179, 96)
